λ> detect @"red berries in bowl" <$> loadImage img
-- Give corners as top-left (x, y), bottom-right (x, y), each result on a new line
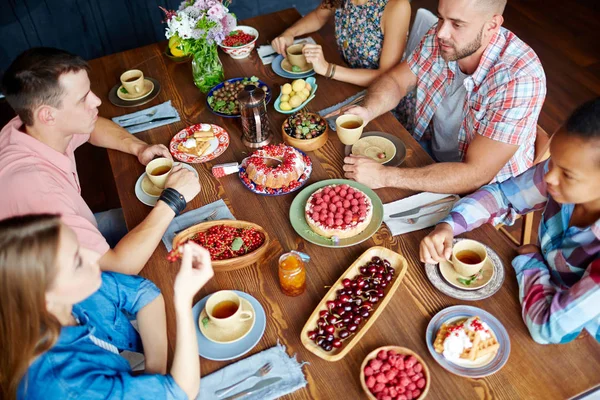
top-left (360, 346), bottom-right (430, 400)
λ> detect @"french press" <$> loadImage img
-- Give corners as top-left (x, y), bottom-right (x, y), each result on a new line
top-left (237, 84), bottom-right (272, 148)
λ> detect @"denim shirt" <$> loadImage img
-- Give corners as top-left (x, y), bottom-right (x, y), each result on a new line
top-left (18, 272), bottom-right (187, 400)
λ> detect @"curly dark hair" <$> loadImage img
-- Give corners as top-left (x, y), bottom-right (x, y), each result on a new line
top-left (320, 0), bottom-right (344, 10)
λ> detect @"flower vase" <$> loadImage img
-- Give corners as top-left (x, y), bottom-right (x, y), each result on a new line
top-left (191, 44), bottom-right (224, 93)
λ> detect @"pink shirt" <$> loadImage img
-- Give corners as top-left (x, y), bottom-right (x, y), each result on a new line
top-left (0, 117), bottom-right (110, 255)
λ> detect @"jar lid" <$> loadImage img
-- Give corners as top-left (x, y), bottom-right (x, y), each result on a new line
top-left (236, 84), bottom-right (265, 107)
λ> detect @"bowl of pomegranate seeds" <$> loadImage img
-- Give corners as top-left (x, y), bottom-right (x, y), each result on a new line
top-left (219, 26), bottom-right (259, 59)
top-left (168, 220), bottom-right (270, 272)
top-left (360, 346), bottom-right (430, 400)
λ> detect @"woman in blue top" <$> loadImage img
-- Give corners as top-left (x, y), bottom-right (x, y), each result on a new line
top-left (0, 214), bottom-right (214, 400)
top-left (272, 0), bottom-right (411, 87)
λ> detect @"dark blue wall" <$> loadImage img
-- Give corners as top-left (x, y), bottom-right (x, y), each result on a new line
top-left (0, 0), bottom-right (320, 71)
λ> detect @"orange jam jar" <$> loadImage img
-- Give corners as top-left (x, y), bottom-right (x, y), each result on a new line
top-left (278, 251), bottom-right (307, 296)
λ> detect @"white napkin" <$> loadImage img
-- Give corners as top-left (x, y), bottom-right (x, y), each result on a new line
top-left (257, 37), bottom-right (317, 65)
top-left (383, 192), bottom-right (458, 236)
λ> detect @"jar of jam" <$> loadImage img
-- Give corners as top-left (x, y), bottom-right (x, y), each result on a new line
top-left (278, 251), bottom-right (308, 296)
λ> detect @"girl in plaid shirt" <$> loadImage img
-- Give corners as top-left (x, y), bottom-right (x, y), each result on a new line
top-left (420, 98), bottom-right (600, 344)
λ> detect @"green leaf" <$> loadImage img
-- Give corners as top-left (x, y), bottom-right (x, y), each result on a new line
top-left (457, 270), bottom-right (482, 285)
top-left (120, 87), bottom-right (128, 94)
top-left (207, 96), bottom-right (214, 105)
top-left (309, 123), bottom-right (317, 129)
top-left (231, 237), bottom-right (244, 251)
top-left (202, 317), bottom-right (209, 328)
top-left (292, 65), bottom-right (302, 72)
top-left (302, 126), bottom-right (309, 134)
top-left (215, 100), bottom-right (227, 108)
top-left (250, 76), bottom-right (259, 82)
top-left (227, 102), bottom-right (236, 110)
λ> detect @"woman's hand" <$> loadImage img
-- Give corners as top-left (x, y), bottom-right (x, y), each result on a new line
top-left (420, 223), bottom-right (454, 264)
top-left (174, 243), bottom-right (214, 306)
top-left (272, 33), bottom-right (294, 55)
top-left (302, 44), bottom-right (329, 76)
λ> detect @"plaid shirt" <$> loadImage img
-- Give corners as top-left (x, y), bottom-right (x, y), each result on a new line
top-left (407, 25), bottom-right (547, 183)
top-left (440, 160), bottom-right (600, 344)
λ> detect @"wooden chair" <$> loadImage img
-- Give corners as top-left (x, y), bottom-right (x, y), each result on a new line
top-left (497, 125), bottom-right (551, 246)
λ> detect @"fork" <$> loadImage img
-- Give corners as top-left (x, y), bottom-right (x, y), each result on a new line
top-left (215, 363), bottom-right (273, 397)
top-left (397, 205), bottom-right (452, 225)
top-left (118, 109), bottom-right (157, 122)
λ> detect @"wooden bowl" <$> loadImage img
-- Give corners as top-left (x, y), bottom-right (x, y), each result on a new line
top-left (281, 113), bottom-right (329, 152)
top-left (360, 346), bottom-right (431, 400)
top-left (172, 220), bottom-right (270, 272)
top-left (300, 246), bottom-right (408, 361)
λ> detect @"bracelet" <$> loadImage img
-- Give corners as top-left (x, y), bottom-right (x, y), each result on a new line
top-left (158, 188), bottom-right (187, 216)
top-left (330, 64), bottom-right (337, 79)
top-left (325, 63), bottom-right (333, 79)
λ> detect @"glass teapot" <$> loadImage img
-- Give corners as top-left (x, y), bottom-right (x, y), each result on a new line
top-left (236, 84), bottom-right (272, 148)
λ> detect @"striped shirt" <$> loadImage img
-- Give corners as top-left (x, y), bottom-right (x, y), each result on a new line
top-left (407, 25), bottom-right (547, 183)
top-left (440, 160), bottom-right (600, 344)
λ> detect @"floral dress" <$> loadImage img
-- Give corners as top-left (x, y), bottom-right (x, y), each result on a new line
top-left (334, 0), bottom-right (416, 133)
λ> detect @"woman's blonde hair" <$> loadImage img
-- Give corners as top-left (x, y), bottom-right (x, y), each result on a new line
top-left (0, 214), bottom-right (62, 399)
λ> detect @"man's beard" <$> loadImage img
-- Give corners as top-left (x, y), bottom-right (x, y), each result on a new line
top-left (440, 27), bottom-right (484, 61)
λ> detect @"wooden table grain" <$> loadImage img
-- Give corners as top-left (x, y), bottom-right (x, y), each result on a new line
top-left (89, 8), bottom-right (600, 400)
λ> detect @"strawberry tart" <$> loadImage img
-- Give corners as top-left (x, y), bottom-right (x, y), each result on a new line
top-left (244, 144), bottom-right (306, 189)
top-left (305, 184), bottom-right (373, 239)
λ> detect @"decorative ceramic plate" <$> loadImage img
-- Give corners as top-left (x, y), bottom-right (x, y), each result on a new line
top-left (108, 77), bottom-right (161, 108)
top-left (192, 291), bottom-right (266, 361)
top-left (206, 77), bottom-right (272, 118)
top-left (116, 79), bottom-right (155, 101)
top-left (344, 131), bottom-right (407, 167)
top-left (238, 149), bottom-right (312, 196)
top-left (426, 305), bottom-right (511, 378)
top-left (425, 239), bottom-right (505, 301)
top-left (281, 57), bottom-right (314, 74)
top-left (169, 124), bottom-right (230, 163)
top-left (289, 179), bottom-right (384, 248)
top-left (134, 163), bottom-right (198, 207)
top-left (272, 54), bottom-right (315, 79)
top-left (274, 76), bottom-right (318, 114)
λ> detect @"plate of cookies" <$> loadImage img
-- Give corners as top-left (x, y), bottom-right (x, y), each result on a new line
top-left (169, 123), bottom-right (230, 163)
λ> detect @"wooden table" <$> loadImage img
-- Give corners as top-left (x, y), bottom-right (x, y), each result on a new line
top-left (89, 8), bottom-right (600, 400)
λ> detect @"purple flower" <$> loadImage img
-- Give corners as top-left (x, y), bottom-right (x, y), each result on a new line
top-left (221, 13), bottom-right (236, 33)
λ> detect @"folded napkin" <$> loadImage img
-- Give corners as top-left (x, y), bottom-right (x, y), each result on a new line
top-left (112, 100), bottom-right (180, 134)
top-left (383, 192), bottom-right (458, 236)
top-left (197, 342), bottom-right (308, 400)
top-left (161, 199), bottom-right (234, 251)
top-left (257, 37), bottom-right (317, 65)
top-left (318, 90), bottom-right (367, 131)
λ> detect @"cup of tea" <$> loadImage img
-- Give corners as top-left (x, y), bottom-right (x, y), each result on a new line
top-left (286, 44), bottom-right (310, 69)
top-left (120, 69), bottom-right (145, 95)
top-left (205, 290), bottom-right (253, 329)
top-left (145, 157), bottom-right (173, 189)
top-left (336, 114), bottom-right (366, 145)
top-left (450, 239), bottom-right (488, 277)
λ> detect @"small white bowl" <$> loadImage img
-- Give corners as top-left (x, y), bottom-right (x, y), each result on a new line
top-left (219, 26), bottom-right (259, 59)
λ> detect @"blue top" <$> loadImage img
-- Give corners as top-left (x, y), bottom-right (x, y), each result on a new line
top-left (18, 272), bottom-right (187, 400)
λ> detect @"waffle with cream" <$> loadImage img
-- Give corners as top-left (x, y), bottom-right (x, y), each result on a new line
top-left (434, 316), bottom-right (499, 362)
top-left (177, 123), bottom-right (215, 156)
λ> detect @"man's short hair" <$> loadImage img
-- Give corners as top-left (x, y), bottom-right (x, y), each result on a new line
top-left (566, 97), bottom-right (600, 140)
top-left (1, 48), bottom-right (89, 126)
top-left (478, 0), bottom-right (507, 15)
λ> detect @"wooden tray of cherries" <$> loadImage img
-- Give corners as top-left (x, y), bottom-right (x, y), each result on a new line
top-left (300, 246), bottom-right (408, 361)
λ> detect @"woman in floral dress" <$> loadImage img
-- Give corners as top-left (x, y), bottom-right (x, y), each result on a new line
top-left (272, 0), bottom-right (411, 87)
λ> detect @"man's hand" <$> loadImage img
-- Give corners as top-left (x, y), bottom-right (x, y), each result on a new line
top-left (164, 165), bottom-right (201, 202)
top-left (344, 105), bottom-right (373, 125)
top-left (137, 144), bottom-right (172, 165)
top-left (420, 223), bottom-right (454, 264)
top-left (343, 155), bottom-right (388, 189)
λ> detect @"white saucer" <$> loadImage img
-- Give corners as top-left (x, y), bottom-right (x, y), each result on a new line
top-left (141, 175), bottom-right (163, 197)
top-left (438, 257), bottom-right (495, 291)
top-left (198, 298), bottom-right (256, 344)
top-left (116, 79), bottom-right (155, 101)
top-left (134, 162), bottom-right (198, 206)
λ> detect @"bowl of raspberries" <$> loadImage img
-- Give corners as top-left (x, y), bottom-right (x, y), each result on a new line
top-left (360, 346), bottom-right (430, 400)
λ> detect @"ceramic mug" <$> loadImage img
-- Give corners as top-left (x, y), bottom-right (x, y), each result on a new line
top-left (286, 44), bottom-right (310, 69)
top-left (336, 114), bottom-right (366, 145)
top-left (145, 157), bottom-right (173, 189)
top-left (205, 290), bottom-right (253, 329)
top-left (120, 69), bottom-right (145, 95)
top-left (450, 239), bottom-right (488, 277)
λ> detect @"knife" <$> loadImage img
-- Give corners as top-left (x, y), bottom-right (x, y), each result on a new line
top-left (221, 377), bottom-right (282, 400)
top-left (389, 195), bottom-right (458, 219)
top-left (121, 116), bottom-right (175, 128)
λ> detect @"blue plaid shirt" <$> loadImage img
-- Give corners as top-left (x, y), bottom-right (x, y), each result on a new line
top-left (18, 272), bottom-right (187, 400)
top-left (441, 160), bottom-right (600, 344)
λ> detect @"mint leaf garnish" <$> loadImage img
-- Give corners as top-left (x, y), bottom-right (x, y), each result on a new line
top-left (202, 317), bottom-right (209, 328)
top-left (120, 87), bottom-right (128, 94)
top-left (292, 65), bottom-right (301, 72)
top-left (231, 237), bottom-right (244, 251)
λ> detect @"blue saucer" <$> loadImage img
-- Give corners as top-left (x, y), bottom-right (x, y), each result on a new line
top-left (193, 290), bottom-right (266, 361)
top-left (272, 55), bottom-right (315, 79)
top-left (425, 305), bottom-right (511, 378)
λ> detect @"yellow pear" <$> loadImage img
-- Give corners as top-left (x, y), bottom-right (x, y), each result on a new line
top-left (281, 83), bottom-right (292, 95)
top-left (300, 88), bottom-right (310, 99)
top-left (292, 79), bottom-right (306, 93)
top-left (169, 44), bottom-right (185, 57)
top-left (289, 91), bottom-right (296, 98)
top-left (280, 94), bottom-right (290, 103)
top-left (280, 101), bottom-right (292, 111)
top-left (289, 95), bottom-right (303, 108)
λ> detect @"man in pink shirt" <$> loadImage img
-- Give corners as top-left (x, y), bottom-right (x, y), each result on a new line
top-left (0, 47), bottom-right (200, 275)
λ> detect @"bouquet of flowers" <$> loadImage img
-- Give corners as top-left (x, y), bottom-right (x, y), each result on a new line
top-left (161, 0), bottom-right (237, 92)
